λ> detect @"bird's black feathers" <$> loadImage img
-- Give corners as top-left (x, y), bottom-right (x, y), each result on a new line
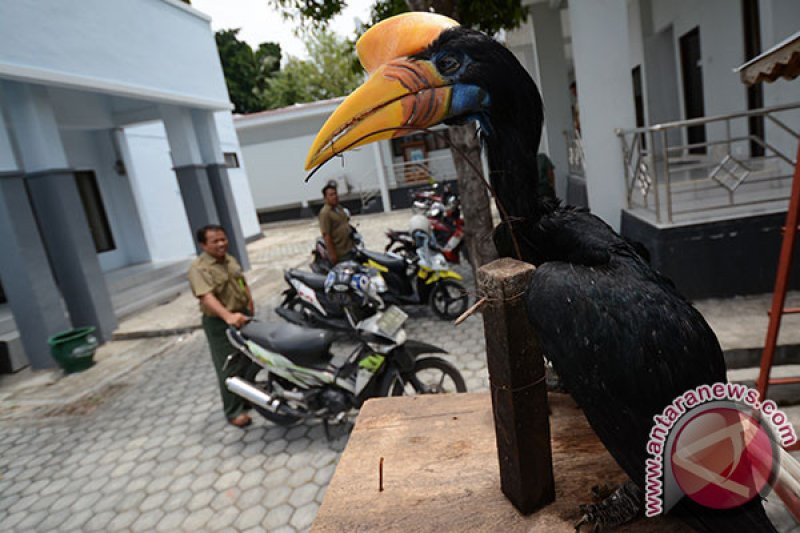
top-left (433, 25), bottom-right (777, 532)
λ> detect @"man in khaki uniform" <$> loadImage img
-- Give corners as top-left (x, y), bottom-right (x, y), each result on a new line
top-left (319, 181), bottom-right (354, 265)
top-left (188, 224), bottom-right (257, 427)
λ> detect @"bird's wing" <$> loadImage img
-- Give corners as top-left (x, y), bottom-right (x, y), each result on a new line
top-left (526, 258), bottom-right (727, 485)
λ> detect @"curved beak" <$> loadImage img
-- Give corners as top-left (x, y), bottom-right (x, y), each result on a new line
top-left (305, 58), bottom-right (451, 170)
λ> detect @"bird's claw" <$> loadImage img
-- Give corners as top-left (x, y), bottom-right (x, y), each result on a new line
top-left (573, 481), bottom-right (643, 531)
top-left (574, 510), bottom-right (600, 532)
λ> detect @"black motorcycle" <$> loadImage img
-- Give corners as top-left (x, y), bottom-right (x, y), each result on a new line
top-left (311, 237), bottom-right (469, 320)
top-left (276, 262), bottom-right (386, 333)
top-left (225, 282), bottom-right (467, 429)
top-left (356, 245), bottom-right (469, 320)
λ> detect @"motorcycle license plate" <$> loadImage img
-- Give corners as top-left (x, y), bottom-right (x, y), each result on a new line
top-left (377, 305), bottom-right (408, 337)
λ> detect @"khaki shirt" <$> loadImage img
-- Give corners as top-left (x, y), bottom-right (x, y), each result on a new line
top-left (188, 252), bottom-right (250, 316)
top-left (319, 204), bottom-right (354, 259)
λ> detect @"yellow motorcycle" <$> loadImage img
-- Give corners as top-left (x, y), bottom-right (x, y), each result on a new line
top-left (356, 244), bottom-right (468, 320)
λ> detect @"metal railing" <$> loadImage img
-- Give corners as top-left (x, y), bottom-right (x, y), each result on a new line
top-left (390, 154), bottom-right (458, 185)
top-left (616, 102), bottom-right (800, 223)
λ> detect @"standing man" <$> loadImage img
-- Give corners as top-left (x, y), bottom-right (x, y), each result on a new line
top-left (188, 224), bottom-right (256, 428)
top-left (319, 180), bottom-right (355, 265)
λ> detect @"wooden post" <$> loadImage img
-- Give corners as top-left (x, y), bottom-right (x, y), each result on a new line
top-left (478, 257), bottom-right (555, 515)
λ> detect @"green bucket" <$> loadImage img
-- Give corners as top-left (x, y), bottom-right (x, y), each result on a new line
top-left (48, 327), bottom-right (98, 374)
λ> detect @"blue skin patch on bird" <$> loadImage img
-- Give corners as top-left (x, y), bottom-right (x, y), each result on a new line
top-left (448, 84), bottom-right (492, 134)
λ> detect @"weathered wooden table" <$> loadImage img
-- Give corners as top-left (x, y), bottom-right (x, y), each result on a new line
top-left (313, 392), bottom-right (687, 532)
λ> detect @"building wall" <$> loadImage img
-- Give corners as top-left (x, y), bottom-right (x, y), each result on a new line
top-left (121, 121), bottom-right (196, 263)
top-left (214, 112), bottom-right (260, 238)
top-left (238, 115), bottom-right (380, 213)
top-left (0, 0), bottom-right (228, 108)
top-left (759, 0), bottom-right (800, 163)
top-left (651, 0), bottom-right (747, 116)
top-left (649, 0), bottom-right (750, 157)
top-left (61, 129), bottom-right (151, 271)
top-left (120, 112), bottom-right (260, 263)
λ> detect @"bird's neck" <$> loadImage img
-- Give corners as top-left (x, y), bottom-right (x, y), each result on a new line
top-left (483, 85), bottom-right (548, 224)
top-left (487, 117), bottom-right (542, 220)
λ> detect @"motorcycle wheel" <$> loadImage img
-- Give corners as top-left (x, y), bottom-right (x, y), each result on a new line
top-left (430, 280), bottom-right (469, 320)
top-left (380, 357), bottom-right (467, 396)
top-left (253, 375), bottom-right (303, 426)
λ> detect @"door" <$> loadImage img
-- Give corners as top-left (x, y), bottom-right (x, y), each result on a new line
top-left (679, 27), bottom-right (707, 155)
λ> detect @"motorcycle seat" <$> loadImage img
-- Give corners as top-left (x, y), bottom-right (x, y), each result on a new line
top-left (240, 321), bottom-right (334, 369)
top-left (287, 269), bottom-right (327, 291)
top-left (358, 249), bottom-right (407, 273)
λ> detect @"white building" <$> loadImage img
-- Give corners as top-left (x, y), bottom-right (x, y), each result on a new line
top-left (0, 0), bottom-right (260, 371)
top-left (507, 0), bottom-right (800, 298)
top-left (239, 0), bottom-right (800, 299)
top-left (510, 0), bottom-right (800, 226)
top-left (236, 98), bottom-right (457, 221)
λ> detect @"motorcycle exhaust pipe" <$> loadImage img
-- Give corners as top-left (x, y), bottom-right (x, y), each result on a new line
top-left (225, 377), bottom-right (304, 417)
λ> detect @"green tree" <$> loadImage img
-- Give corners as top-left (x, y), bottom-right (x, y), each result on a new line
top-left (215, 29), bottom-right (281, 114)
top-left (271, 0), bottom-right (527, 35)
top-left (267, 0), bottom-right (347, 26)
top-left (260, 27), bottom-right (362, 109)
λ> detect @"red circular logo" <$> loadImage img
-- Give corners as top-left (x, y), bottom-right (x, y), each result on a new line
top-left (671, 407), bottom-right (775, 509)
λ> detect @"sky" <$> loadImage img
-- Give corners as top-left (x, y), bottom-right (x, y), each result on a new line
top-left (190, 0), bottom-right (375, 61)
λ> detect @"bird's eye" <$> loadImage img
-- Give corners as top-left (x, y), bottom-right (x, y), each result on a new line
top-left (436, 54), bottom-right (461, 75)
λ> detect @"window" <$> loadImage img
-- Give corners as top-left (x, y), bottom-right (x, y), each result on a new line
top-left (74, 171), bottom-right (115, 253)
top-left (224, 152), bottom-right (240, 168)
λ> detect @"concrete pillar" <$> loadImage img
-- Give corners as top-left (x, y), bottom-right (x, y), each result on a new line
top-left (568, 0), bottom-right (638, 230)
top-left (4, 81), bottom-right (117, 342)
top-left (0, 96), bottom-right (70, 369)
top-left (372, 141), bottom-right (391, 213)
top-left (160, 105), bottom-right (219, 252)
top-left (527, 6), bottom-right (573, 200)
top-left (192, 110), bottom-right (249, 269)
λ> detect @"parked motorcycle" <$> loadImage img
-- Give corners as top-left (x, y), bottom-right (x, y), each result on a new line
top-left (309, 221), bottom-right (469, 320)
top-left (411, 182), bottom-right (460, 218)
top-left (276, 261), bottom-right (386, 333)
top-left (224, 289), bottom-right (467, 429)
top-left (310, 225), bottom-right (364, 274)
top-left (389, 188), bottom-right (466, 264)
top-left (384, 213), bottom-right (465, 265)
top-left (357, 243), bottom-right (469, 320)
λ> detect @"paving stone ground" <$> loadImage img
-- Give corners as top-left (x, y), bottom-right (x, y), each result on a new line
top-left (1, 209), bottom-right (799, 531)
top-left (0, 210), bottom-right (488, 532)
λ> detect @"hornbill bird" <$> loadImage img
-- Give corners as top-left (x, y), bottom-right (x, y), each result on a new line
top-left (304, 12), bottom-right (783, 531)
